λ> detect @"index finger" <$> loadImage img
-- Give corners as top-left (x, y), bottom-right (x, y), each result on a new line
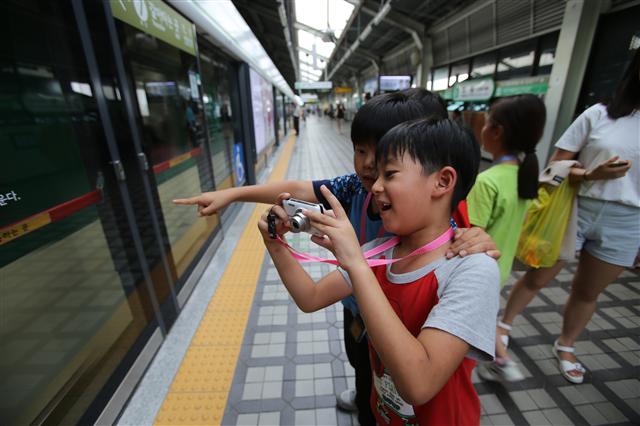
top-left (276, 192), bottom-right (291, 204)
top-left (173, 196), bottom-right (200, 205)
top-left (319, 185), bottom-right (347, 219)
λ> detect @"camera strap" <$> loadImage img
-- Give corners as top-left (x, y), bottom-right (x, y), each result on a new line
top-left (275, 227), bottom-right (454, 267)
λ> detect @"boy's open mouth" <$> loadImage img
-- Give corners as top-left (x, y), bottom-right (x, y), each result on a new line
top-left (380, 202), bottom-right (392, 211)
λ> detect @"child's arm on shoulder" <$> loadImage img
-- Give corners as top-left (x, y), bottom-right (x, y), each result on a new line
top-left (174, 180), bottom-right (317, 216)
top-left (460, 174), bottom-right (502, 258)
top-left (447, 226), bottom-right (501, 259)
top-left (257, 195), bottom-right (352, 312)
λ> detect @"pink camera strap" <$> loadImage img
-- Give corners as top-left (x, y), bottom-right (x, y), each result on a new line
top-left (276, 227), bottom-right (453, 267)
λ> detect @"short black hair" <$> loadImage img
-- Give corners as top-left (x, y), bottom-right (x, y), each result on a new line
top-left (351, 89), bottom-right (447, 146)
top-left (377, 117), bottom-right (480, 211)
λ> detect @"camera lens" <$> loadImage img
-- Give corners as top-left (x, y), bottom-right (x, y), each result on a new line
top-left (290, 213), bottom-right (308, 232)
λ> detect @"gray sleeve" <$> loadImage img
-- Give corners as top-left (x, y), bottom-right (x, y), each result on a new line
top-left (427, 254), bottom-right (500, 361)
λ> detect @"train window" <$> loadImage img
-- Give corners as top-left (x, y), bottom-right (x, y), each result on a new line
top-left (450, 61), bottom-right (470, 85)
top-left (432, 67), bottom-right (449, 91)
top-left (496, 40), bottom-right (536, 80)
top-left (471, 52), bottom-right (497, 79)
top-left (199, 43), bottom-right (236, 189)
top-left (537, 32), bottom-right (560, 75)
top-left (115, 17), bottom-right (218, 280)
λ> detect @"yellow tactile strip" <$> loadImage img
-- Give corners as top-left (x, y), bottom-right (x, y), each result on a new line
top-left (155, 135), bottom-right (296, 425)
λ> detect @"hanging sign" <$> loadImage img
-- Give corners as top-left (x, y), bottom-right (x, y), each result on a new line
top-left (294, 81), bottom-right (333, 90)
top-left (110, 0), bottom-right (197, 56)
top-left (494, 76), bottom-right (549, 97)
top-left (453, 78), bottom-right (495, 101)
top-left (335, 87), bottom-right (353, 94)
top-left (300, 94), bottom-right (319, 103)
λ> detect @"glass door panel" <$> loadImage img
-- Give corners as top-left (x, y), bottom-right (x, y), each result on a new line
top-left (199, 44), bottom-right (236, 191)
top-left (115, 21), bottom-right (219, 280)
top-left (0, 2), bottom-right (162, 424)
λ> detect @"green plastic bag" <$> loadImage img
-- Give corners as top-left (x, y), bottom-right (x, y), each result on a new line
top-left (516, 179), bottom-right (577, 268)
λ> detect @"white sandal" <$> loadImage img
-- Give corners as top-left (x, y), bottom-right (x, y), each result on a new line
top-left (552, 339), bottom-right (586, 384)
top-left (497, 320), bottom-right (512, 348)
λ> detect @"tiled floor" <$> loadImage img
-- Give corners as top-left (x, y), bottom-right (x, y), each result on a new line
top-left (219, 117), bottom-right (640, 425)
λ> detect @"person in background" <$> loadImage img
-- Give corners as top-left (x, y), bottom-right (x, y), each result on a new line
top-left (452, 109), bottom-right (464, 127)
top-left (492, 47), bottom-right (639, 384)
top-left (258, 118), bottom-right (500, 425)
top-left (465, 95), bottom-right (546, 382)
top-left (293, 102), bottom-right (302, 135)
top-left (337, 102), bottom-right (346, 133)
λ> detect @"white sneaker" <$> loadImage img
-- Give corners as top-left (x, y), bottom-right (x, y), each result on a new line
top-left (477, 359), bottom-right (525, 382)
top-left (336, 389), bottom-right (358, 412)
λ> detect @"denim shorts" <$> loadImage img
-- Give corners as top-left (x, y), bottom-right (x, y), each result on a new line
top-left (576, 197), bottom-right (640, 267)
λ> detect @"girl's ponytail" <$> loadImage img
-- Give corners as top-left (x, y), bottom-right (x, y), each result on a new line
top-left (489, 95), bottom-right (546, 199)
top-left (518, 151), bottom-right (539, 199)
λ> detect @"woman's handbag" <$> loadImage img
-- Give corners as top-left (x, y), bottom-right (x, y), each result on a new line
top-left (516, 161), bottom-right (580, 268)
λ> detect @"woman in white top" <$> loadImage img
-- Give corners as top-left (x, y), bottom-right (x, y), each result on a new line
top-left (489, 48), bottom-right (639, 385)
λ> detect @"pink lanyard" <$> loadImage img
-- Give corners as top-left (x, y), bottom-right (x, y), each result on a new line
top-left (360, 192), bottom-right (386, 244)
top-left (277, 227), bottom-right (453, 267)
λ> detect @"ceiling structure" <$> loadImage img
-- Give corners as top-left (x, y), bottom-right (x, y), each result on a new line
top-left (234, 0), bottom-right (477, 90)
top-left (326, 0), bottom-right (476, 85)
top-left (232, 0), bottom-right (298, 88)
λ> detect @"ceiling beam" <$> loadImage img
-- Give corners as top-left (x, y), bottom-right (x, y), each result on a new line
top-left (350, 46), bottom-right (379, 62)
top-left (293, 22), bottom-right (330, 40)
top-left (324, 0), bottom-right (364, 66)
top-left (298, 46), bottom-right (330, 61)
top-left (360, 6), bottom-right (424, 34)
top-left (360, 5), bottom-right (424, 50)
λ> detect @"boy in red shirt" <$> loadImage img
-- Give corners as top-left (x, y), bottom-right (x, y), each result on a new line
top-left (259, 117), bottom-right (499, 425)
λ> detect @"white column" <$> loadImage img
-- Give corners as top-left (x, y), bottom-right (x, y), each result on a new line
top-left (538, 0), bottom-right (604, 165)
top-left (419, 36), bottom-right (433, 88)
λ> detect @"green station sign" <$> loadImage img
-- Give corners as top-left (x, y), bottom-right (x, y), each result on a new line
top-left (452, 78), bottom-right (495, 101)
top-left (110, 0), bottom-right (196, 56)
top-left (494, 76), bottom-right (550, 97)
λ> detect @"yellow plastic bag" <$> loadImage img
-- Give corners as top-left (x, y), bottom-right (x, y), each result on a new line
top-left (516, 179), bottom-right (577, 268)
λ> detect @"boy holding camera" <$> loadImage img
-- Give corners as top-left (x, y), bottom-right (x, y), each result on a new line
top-left (175, 90), bottom-right (499, 423)
top-left (259, 118), bottom-right (500, 425)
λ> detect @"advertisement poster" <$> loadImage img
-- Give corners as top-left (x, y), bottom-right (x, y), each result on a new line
top-left (249, 68), bottom-right (275, 155)
top-left (233, 143), bottom-right (246, 187)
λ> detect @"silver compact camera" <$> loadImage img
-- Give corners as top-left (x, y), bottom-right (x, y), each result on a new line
top-left (282, 198), bottom-right (325, 235)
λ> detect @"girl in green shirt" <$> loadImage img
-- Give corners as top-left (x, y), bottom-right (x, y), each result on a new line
top-left (467, 95), bottom-right (546, 383)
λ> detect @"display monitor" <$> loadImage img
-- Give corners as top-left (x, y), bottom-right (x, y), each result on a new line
top-left (379, 75), bottom-right (411, 92)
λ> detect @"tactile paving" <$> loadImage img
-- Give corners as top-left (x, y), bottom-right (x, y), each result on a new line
top-left (154, 135), bottom-right (297, 425)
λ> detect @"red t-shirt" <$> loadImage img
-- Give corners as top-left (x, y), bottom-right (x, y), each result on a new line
top-left (453, 199), bottom-right (471, 228)
top-left (368, 263), bottom-right (480, 426)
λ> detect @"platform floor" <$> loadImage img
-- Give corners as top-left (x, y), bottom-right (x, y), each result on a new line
top-left (119, 116), bottom-right (640, 426)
